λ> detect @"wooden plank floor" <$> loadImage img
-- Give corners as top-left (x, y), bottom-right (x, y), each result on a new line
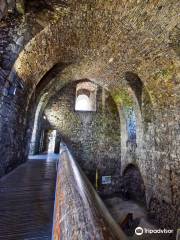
top-left (0, 158), bottom-right (57, 240)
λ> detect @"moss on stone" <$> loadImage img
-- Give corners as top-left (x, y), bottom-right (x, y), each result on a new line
top-left (16, 0), bottom-right (25, 15)
top-left (153, 67), bottom-right (174, 81)
top-left (111, 88), bottom-right (133, 107)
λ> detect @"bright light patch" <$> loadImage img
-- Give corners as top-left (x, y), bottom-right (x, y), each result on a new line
top-left (48, 130), bottom-right (56, 153)
top-left (75, 94), bottom-right (91, 111)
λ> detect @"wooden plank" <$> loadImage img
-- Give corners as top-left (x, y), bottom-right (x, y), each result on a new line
top-left (0, 159), bottom-right (56, 240)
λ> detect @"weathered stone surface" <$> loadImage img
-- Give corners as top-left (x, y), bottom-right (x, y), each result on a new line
top-left (0, 0), bottom-right (179, 233)
top-left (43, 81), bottom-right (121, 195)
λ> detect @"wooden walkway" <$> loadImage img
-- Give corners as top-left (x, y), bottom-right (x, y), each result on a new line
top-left (0, 158), bottom-right (57, 240)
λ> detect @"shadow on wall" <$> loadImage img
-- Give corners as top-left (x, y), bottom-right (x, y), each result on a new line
top-left (125, 71), bottom-right (143, 108)
top-left (122, 164), bottom-right (146, 206)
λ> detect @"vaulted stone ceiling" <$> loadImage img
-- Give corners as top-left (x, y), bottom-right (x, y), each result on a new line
top-left (0, 0), bottom-right (178, 110)
top-left (0, 1), bottom-right (179, 229)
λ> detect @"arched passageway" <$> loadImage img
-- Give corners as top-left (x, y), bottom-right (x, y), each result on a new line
top-left (0, 0), bottom-right (179, 238)
top-left (30, 79), bottom-right (121, 195)
top-left (123, 164), bottom-right (146, 205)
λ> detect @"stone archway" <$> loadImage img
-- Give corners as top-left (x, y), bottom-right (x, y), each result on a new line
top-left (123, 164), bottom-right (146, 205)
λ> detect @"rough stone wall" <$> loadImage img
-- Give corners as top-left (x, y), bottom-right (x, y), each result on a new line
top-left (0, 15), bottom-right (30, 177)
top-left (0, 1), bottom-right (62, 177)
top-left (0, 0), bottom-right (179, 231)
top-left (43, 82), bottom-right (121, 195)
top-left (120, 93), bottom-right (180, 229)
top-left (0, 87), bottom-right (30, 177)
top-left (142, 107), bottom-right (180, 229)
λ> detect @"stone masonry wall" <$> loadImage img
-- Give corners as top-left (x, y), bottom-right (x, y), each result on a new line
top-left (0, 0), bottom-right (179, 232)
top-left (120, 100), bottom-right (180, 230)
top-left (0, 13), bottom-right (34, 178)
top-left (44, 82), bottom-right (121, 195)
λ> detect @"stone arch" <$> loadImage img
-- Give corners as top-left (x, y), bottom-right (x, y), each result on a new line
top-left (26, 62), bottom-right (99, 157)
top-left (28, 77), bottom-right (113, 156)
top-left (76, 89), bottom-right (90, 97)
top-left (5, 1), bottom-right (178, 111)
top-left (125, 71), bottom-right (143, 108)
top-left (40, 79), bottom-right (121, 193)
top-left (124, 71), bottom-right (154, 120)
top-left (123, 72), bottom-right (154, 149)
top-left (28, 93), bottom-right (48, 155)
top-left (1, 1), bottom-right (177, 179)
top-left (122, 164), bottom-right (146, 205)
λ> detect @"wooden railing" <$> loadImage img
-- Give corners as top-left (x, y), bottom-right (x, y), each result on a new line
top-left (52, 143), bottom-right (127, 240)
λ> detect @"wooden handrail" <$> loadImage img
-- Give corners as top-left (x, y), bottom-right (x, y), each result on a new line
top-left (52, 143), bottom-right (127, 240)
